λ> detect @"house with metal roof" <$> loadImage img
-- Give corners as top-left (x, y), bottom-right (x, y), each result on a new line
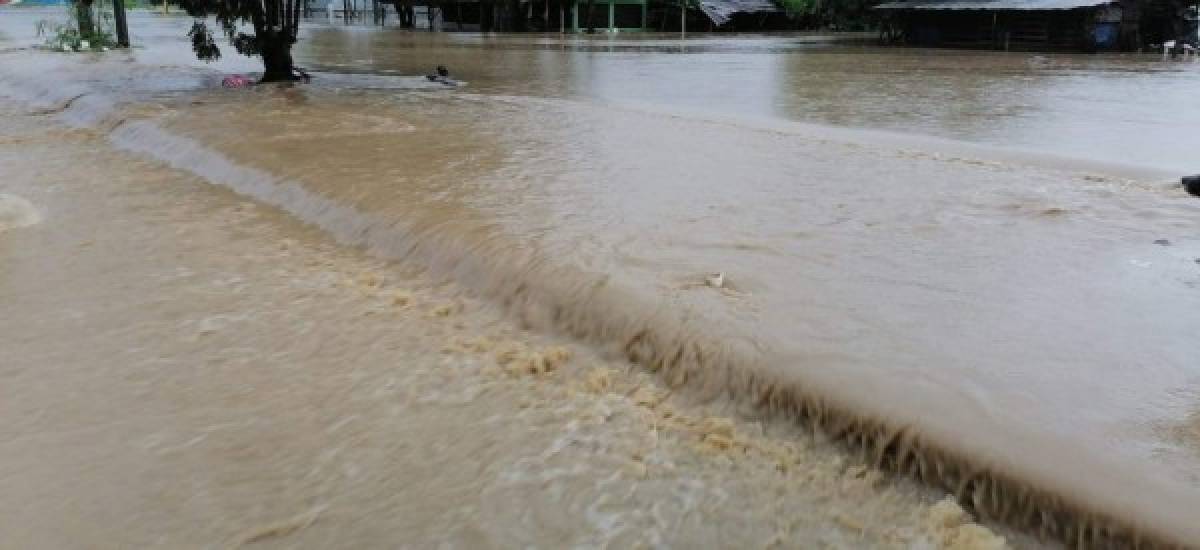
top-left (559, 0), bottom-right (780, 32)
top-left (875, 0), bottom-right (1140, 50)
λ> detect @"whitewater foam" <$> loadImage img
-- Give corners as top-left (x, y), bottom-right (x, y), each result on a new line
top-left (0, 193), bottom-right (41, 232)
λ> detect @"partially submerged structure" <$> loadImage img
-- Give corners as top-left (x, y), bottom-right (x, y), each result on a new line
top-left (875, 0), bottom-right (1140, 50)
top-left (694, 0), bottom-right (779, 26)
top-left (328, 0), bottom-right (780, 31)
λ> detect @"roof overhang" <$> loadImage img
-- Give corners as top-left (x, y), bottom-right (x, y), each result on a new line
top-left (695, 0), bottom-right (780, 26)
top-left (875, 0), bottom-right (1115, 11)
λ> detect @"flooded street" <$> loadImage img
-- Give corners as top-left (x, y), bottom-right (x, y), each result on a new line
top-left (296, 25), bottom-right (1200, 175)
top-left (2, 7), bottom-right (1200, 548)
top-left (5, 107), bottom-right (1006, 549)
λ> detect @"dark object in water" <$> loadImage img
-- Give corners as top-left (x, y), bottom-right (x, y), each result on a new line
top-left (424, 65), bottom-right (460, 87)
top-left (426, 65), bottom-right (450, 81)
top-left (1183, 175), bottom-right (1200, 197)
top-left (1154, 239), bottom-right (1171, 246)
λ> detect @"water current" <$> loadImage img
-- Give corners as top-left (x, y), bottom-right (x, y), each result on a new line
top-left (2, 8), bottom-right (1199, 547)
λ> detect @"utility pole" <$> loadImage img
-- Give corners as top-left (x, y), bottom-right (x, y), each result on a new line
top-left (681, 0), bottom-right (691, 37)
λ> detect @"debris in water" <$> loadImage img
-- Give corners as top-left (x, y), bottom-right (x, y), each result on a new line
top-left (1154, 239), bottom-right (1171, 246)
top-left (222, 75), bottom-right (253, 88)
top-left (705, 272), bottom-right (726, 289)
top-left (425, 65), bottom-right (461, 86)
top-left (235, 505), bottom-right (326, 546)
top-left (1183, 175), bottom-right (1200, 197)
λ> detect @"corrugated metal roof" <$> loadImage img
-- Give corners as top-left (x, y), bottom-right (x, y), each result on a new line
top-left (695, 0), bottom-right (779, 26)
top-left (875, 0), bottom-right (1113, 10)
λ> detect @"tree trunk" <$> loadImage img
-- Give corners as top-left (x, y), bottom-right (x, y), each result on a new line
top-left (76, 0), bottom-right (95, 37)
top-left (259, 35), bottom-right (297, 82)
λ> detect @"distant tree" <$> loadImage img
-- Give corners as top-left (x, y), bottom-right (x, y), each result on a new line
top-left (822, 0), bottom-right (881, 30)
top-left (776, 0), bottom-right (881, 30)
top-left (56, 0), bottom-right (117, 50)
top-left (178, 0), bottom-right (305, 82)
top-left (776, 0), bottom-right (816, 18)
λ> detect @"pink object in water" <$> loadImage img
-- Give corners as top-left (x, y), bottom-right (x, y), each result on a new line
top-left (221, 75), bottom-right (253, 88)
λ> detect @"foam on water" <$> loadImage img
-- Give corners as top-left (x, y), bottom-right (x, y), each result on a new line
top-left (0, 193), bottom-right (41, 232)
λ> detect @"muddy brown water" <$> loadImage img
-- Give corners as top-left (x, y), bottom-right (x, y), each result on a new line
top-left (3, 8), bottom-right (1200, 547)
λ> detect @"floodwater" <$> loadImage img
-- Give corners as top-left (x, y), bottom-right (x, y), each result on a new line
top-left (3, 7), bottom-right (1200, 547)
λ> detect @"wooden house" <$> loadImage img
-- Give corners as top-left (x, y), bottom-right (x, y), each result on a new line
top-left (875, 0), bottom-right (1142, 51)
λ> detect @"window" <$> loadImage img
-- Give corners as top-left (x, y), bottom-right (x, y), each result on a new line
top-left (580, 3), bottom-right (609, 28)
top-left (613, 3), bottom-right (641, 28)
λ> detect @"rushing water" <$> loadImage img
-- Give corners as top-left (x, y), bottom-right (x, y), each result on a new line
top-left (3, 8), bottom-right (1200, 546)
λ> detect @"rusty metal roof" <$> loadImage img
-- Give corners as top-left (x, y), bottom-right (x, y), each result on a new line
top-left (695, 0), bottom-right (779, 26)
top-left (875, 0), bottom-right (1114, 10)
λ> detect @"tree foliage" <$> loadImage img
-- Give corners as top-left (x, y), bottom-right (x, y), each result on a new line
top-left (775, 0), bottom-right (882, 29)
top-left (177, 0), bottom-right (304, 81)
top-left (55, 1), bottom-right (118, 50)
top-left (776, 0), bottom-right (817, 17)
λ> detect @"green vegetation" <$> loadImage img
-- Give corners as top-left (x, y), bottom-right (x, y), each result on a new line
top-left (179, 0), bottom-right (305, 81)
top-left (777, 0), bottom-right (881, 30)
top-left (36, 2), bottom-right (117, 51)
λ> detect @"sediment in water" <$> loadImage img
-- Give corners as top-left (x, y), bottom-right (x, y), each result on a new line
top-left (1, 65), bottom-right (1195, 550)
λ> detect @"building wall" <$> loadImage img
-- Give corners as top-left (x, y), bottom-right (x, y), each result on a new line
top-left (892, 5), bottom-right (1138, 51)
top-left (570, 0), bottom-right (647, 31)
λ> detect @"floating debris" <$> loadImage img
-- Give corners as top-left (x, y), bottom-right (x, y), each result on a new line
top-left (1184, 175), bottom-right (1200, 198)
top-left (704, 272), bottom-right (725, 289)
